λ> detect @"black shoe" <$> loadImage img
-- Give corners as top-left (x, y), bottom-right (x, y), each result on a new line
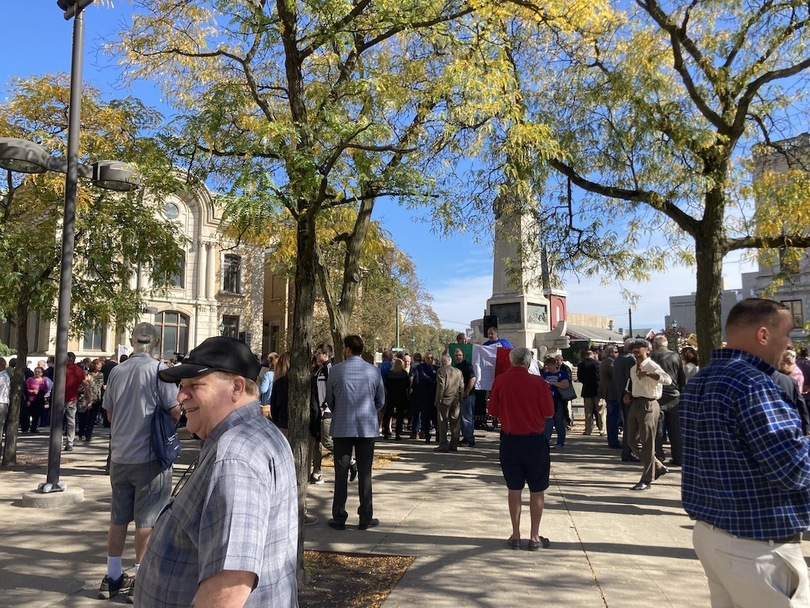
top-left (655, 466), bottom-right (669, 480)
top-left (98, 572), bottom-right (134, 599)
top-left (630, 482), bottom-right (650, 491)
top-left (621, 455), bottom-right (639, 462)
top-left (359, 518), bottom-right (379, 530)
top-left (64, 444), bottom-right (73, 452)
top-left (328, 519), bottom-right (346, 530)
top-left (349, 462), bottom-right (358, 482)
top-left (527, 536), bottom-right (551, 550)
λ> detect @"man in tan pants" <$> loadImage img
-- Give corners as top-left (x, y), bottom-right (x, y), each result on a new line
top-left (625, 338), bottom-right (671, 491)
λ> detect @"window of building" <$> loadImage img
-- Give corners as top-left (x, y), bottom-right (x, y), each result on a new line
top-left (169, 254), bottom-right (185, 289)
top-left (83, 326), bottom-right (105, 351)
top-left (154, 311), bottom-right (190, 361)
top-left (782, 300), bottom-right (804, 328)
top-left (222, 315), bottom-right (240, 339)
top-left (222, 254), bottom-right (241, 294)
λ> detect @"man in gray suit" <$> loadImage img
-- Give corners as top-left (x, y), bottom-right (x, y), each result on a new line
top-left (326, 335), bottom-right (386, 531)
top-left (434, 354), bottom-right (464, 452)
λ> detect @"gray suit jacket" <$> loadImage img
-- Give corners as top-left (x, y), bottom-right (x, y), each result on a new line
top-left (326, 355), bottom-right (385, 438)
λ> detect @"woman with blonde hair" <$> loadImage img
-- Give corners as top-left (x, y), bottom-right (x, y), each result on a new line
top-left (779, 349), bottom-right (805, 391)
top-left (259, 352), bottom-right (279, 406)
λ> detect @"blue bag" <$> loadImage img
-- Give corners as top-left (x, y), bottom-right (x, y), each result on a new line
top-left (151, 363), bottom-right (181, 471)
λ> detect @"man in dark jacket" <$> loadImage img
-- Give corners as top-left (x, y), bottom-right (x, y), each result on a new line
top-left (577, 350), bottom-right (603, 435)
top-left (614, 339), bottom-right (638, 462)
top-left (650, 335), bottom-right (686, 466)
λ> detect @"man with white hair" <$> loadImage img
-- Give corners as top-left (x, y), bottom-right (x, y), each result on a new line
top-left (434, 354), bottom-right (464, 452)
top-left (651, 334), bottom-right (686, 466)
top-left (98, 323), bottom-right (181, 601)
top-left (136, 336), bottom-right (297, 607)
top-left (489, 347), bottom-right (555, 550)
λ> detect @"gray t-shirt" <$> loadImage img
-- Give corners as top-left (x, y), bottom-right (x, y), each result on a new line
top-left (103, 353), bottom-right (179, 465)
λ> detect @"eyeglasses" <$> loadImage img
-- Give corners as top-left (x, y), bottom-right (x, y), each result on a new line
top-left (172, 456), bottom-right (198, 498)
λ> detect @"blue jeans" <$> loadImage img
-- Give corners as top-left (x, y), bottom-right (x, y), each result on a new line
top-left (544, 397), bottom-right (567, 446)
top-left (606, 399), bottom-right (622, 447)
top-left (421, 401), bottom-right (437, 439)
top-left (460, 394), bottom-right (476, 444)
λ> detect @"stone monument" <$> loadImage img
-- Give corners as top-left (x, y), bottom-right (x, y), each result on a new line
top-left (478, 200), bottom-right (569, 355)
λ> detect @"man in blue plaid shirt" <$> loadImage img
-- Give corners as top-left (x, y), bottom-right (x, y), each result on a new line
top-left (681, 298), bottom-right (810, 607)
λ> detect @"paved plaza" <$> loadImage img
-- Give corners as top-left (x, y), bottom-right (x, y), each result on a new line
top-left (2, 418), bottom-right (801, 607)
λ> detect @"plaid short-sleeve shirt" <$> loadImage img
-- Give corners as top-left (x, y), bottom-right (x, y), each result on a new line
top-left (136, 402), bottom-right (299, 607)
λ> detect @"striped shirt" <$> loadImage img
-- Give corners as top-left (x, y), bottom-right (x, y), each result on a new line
top-left (680, 349), bottom-right (810, 540)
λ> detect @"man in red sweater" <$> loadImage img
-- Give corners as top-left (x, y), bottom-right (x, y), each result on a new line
top-left (63, 352), bottom-right (86, 451)
top-left (489, 346), bottom-right (555, 551)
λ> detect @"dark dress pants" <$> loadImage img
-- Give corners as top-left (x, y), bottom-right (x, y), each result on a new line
top-left (606, 399), bottom-right (622, 448)
top-left (332, 437), bottom-right (376, 525)
top-left (655, 395), bottom-right (682, 465)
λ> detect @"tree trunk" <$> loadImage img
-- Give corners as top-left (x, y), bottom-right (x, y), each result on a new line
top-left (693, 190), bottom-right (728, 361)
top-left (290, 209), bottom-right (318, 583)
top-left (2, 298), bottom-right (31, 467)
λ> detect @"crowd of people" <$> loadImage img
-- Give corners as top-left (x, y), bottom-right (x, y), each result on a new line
top-left (0, 352), bottom-right (124, 458)
top-left (3, 297), bottom-right (810, 607)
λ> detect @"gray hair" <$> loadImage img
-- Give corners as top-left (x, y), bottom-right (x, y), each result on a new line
top-left (509, 347), bottom-right (533, 368)
top-left (440, 354), bottom-right (452, 366)
top-left (629, 338), bottom-right (652, 349)
top-left (653, 334), bottom-right (668, 349)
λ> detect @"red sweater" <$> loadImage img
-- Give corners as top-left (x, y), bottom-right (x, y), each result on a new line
top-left (65, 363), bottom-right (86, 403)
top-left (489, 366), bottom-right (554, 434)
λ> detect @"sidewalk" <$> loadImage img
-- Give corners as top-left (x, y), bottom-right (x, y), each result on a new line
top-left (0, 423), bottom-right (784, 607)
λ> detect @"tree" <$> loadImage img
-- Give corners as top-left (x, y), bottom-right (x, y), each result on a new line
top-left (485, 0), bottom-right (810, 356)
top-left (109, 0), bottom-right (522, 573)
top-left (0, 75), bottom-right (184, 465)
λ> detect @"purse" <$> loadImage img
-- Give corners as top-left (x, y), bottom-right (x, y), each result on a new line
top-left (558, 383), bottom-right (577, 401)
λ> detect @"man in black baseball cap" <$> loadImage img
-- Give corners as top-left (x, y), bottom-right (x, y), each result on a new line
top-left (136, 335), bottom-right (298, 607)
top-left (158, 336), bottom-right (261, 384)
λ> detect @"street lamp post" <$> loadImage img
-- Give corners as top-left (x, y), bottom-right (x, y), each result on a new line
top-left (43, 0), bottom-right (92, 493)
top-left (0, 0), bottom-right (137, 498)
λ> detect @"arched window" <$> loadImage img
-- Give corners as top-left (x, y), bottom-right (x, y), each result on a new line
top-left (154, 311), bottom-right (190, 361)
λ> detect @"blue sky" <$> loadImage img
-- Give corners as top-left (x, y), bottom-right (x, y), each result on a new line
top-left (2, 2), bottom-right (757, 332)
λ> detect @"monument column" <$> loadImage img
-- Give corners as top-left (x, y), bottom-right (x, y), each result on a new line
top-left (486, 195), bottom-right (569, 354)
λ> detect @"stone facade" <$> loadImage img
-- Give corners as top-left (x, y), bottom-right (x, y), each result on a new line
top-left (1, 182), bottom-right (266, 361)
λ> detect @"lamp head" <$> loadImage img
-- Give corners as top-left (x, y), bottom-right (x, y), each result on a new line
top-left (0, 138), bottom-right (51, 174)
top-left (92, 161), bottom-right (139, 192)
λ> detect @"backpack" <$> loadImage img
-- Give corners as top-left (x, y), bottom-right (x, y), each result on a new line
top-left (151, 363), bottom-right (181, 471)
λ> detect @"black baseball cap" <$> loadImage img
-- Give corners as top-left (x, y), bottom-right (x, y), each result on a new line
top-left (158, 336), bottom-right (261, 383)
